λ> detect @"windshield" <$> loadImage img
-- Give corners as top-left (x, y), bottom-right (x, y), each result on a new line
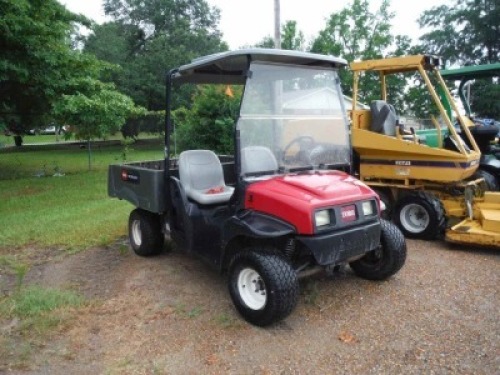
top-left (237, 62), bottom-right (350, 177)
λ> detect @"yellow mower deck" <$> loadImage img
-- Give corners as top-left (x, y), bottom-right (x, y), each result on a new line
top-left (447, 192), bottom-right (500, 246)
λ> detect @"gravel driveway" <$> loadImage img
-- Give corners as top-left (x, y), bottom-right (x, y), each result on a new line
top-left (5, 239), bottom-right (500, 374)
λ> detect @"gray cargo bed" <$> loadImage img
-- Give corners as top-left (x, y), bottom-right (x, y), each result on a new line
top-left (108, 157), bottom-right (236, 213)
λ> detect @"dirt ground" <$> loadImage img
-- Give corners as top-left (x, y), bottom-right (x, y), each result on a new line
top-left (1, 238), bottom-right (499, 375)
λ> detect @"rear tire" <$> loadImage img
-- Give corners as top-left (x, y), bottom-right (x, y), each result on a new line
top-left (472, 169), bottom-right (499, 191)
top-left (393, 192), bottom-right (445, 240)
top-left (128, 209), bottom-right (164, 256)
top-left (228, 247), bottom-right (298, 326)
top-left (350, 219), bottom-right (406, 280)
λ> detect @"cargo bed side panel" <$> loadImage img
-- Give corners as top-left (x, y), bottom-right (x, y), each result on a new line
top-left (108, 164), bottom-right (165, 213)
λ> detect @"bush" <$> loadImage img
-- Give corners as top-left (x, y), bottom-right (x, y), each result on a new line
top-left (174, 85), bottom-right (241, 155)
top-left (121, 111), bottom-right (164, 139)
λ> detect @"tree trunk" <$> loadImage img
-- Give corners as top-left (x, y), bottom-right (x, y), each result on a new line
top-left (87, 139), bottom-right (92, 171)
top-left (14, 135), bottom-right (23, 147)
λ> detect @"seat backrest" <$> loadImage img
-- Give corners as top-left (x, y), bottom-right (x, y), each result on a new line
top-left (179, 150), bottom-right (225, 199)
top-left (241, 146), bottom-right (278, 175)
top-left (370, 100), bottom-right (397, 136)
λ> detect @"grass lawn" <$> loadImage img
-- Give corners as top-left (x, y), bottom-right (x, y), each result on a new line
top-left (0, 139), bottom-right (164, 251)
top-left (0, 137), bottom-right (166, 369)
top-left (0, 133), bottom-right (67, 146)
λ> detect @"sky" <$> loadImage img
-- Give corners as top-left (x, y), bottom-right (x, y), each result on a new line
top-left (59, 0), bottom-right (453, 49)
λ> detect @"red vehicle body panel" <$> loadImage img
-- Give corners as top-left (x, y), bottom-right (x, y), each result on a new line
top-left (244, 171), bottom-right (379, 235)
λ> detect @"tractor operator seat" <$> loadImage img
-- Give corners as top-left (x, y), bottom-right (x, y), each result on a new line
top-left (370, 100), bottom-right (398, 136)
top-left (241, 146), bottom-right (279, 176)
top-left (370, 100), bottom-right (422, 142)
top-left (179, 150), bottom-right (234, 205)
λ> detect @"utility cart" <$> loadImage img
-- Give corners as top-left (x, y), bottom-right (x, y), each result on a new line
top-left (109, 49), bottom-right (406, 326)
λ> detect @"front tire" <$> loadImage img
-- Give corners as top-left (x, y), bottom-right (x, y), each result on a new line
top-left (128, 209), bottom-right (164, 256)
top-left (228, 247), bottom-right (299, 326)
top-left (393, 192), bottom-right (445, 240)
top-left (350, 219), bottom-right (407, 280)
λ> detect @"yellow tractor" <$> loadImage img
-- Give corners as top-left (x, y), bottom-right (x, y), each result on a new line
top-left (350, 55), bottom-right (500, 247)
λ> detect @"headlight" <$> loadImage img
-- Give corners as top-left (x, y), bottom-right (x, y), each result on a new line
top-left (362, 200), bottom-right (375, 216)
top-left (315, 210), bottom-right (331, 227)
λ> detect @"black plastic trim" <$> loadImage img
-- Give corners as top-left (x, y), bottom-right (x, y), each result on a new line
top-left (298, 220), bottom-right (381, 266)
top-left (223, 211), bottom-right (296, 242)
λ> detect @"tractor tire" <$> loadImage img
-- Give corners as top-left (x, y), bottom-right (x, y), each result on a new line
top-left (350, 219), bottom-right (406, 280)
top-left (128, 209), bottom-right (164, 256)
top-left (472, 169), bottom-right (500, 191)
top-left (228, 247), bottom-right (299, 326)
top-left (373, 188), bottom-right (393, 220)
top-left (393, 192), bottom-right (446, 240)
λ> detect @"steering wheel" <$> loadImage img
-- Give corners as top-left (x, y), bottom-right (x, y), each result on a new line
top-left (282, 136), bottom-right (316, 164)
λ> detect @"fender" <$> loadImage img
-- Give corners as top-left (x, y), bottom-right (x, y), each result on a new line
top-left (220, 210), bottom-right (296, 271)
top-left (223, 211), bottom-right (296, 243)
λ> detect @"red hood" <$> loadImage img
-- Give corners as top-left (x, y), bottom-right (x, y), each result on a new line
top-left (245, 171), bottom-right (378, 234)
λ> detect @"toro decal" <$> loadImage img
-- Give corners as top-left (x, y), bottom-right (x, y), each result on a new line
top-left (121, 169), bottom-right (140, 184)
top-left (341, 205), bottom-right (357, 222)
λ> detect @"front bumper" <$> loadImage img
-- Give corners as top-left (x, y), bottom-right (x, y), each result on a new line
top-left (297, 220), bottom-right (381, 266)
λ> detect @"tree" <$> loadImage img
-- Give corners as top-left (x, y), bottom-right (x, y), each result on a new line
top-left (0, 0), bottom-right (138, 144)
top-left (81, 22), bottom-right (135, 68)
top-left (418, 0), bottom-right (499, 65)
top-left (52, 78), bottom-right (141, 169)
top-left (281, 21), bottom-right (305, 51)
top-left (121, 110), bottom-right (164, 139)
top-left (85, 22), bottom-right (149, 107)
top-left (0, 0), bottom-right (84, 134)
top-left (256, 20), bottom-right (305, 50)
top-left (470, 80), bottom-right (500, 118)
top-left (174, 85), bottom-right (241, 154)
top-left (310, 0), bottom-right (409, 108)
top-left (85, 0), bottom-right (227, 111)
top-left (311, 0), bottom-right (394, 63)
top-left (53, 81), bottom-right (139, 141)
top-left (255, 36), bottom-right (275, 49)
top-left (418, 0), bottom-right (499, 119)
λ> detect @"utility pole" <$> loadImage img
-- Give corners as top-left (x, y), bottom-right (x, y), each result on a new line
top-left (274, 0), bottom-right (281, 49)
